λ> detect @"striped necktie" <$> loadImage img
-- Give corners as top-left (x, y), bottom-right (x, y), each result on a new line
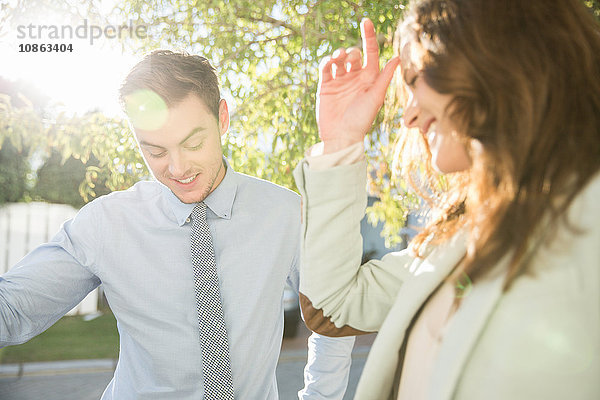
top-left (190, 202), bottom-right (235, 399)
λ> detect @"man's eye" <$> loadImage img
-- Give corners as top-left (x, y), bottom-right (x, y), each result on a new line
top-left (148, 151), bottom-right (166, 158)
top-left (186, 142), bottom-right (203, 150)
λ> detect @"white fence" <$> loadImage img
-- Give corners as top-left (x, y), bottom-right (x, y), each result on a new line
top-left (0, 202), bottom-right (98, 316)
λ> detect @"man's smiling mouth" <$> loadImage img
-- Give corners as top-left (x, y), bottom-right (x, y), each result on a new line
top-left (174, 174), bottom-right (199, 184)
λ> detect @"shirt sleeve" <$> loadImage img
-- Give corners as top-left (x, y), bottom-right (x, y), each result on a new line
top-left (298, 333), bottom-right (356, 400)
top-left (0, 202), bottom-right (102, 346)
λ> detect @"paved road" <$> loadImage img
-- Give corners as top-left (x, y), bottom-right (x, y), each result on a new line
top-left (0, 326), bottom-right (376, 400)
top-left (0, 349), bottom-right (369, 400)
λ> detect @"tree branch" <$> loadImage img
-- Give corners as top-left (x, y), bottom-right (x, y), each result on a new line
top-left (218, 32), bottom-right (294, 67)
top-left (240, 13), bottom-right (300, 36)
top-left (232, 83), bottom-right (298, 116)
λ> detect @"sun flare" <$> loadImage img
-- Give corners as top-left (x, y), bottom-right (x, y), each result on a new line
top-left (3, 3), bottom-right (141, 116)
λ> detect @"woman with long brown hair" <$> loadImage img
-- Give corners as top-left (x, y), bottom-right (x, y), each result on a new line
top-left (294, 0), bottom-right (600, 398)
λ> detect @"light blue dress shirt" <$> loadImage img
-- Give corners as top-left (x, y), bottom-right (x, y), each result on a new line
top-left (0, 161), bottom-right (354, 399)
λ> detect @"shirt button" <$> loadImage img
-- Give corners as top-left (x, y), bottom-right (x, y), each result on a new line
top-left (186, 217), bottom-right (191, 223)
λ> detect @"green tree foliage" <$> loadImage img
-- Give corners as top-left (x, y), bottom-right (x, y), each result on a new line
top-left (585, 0), bottom-right (600, 18)
top-left (44, 112), bottom-right (148, 202)
top-left (32, 151), bottom-right (111, 208)
top-left (0, 92), bottom-right (43, 205)
top-left (0, 92), bottom-right (144, 207)
top-left (0, 141), bottom-right (28, 204)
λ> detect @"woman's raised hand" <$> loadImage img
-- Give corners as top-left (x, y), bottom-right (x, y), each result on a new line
top-left (316, 18), bottom-right (400, 154)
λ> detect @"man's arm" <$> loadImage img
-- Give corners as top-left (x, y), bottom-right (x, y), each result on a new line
top-left (0, 206), bottom-right (101, 346)
top-left (287, 249), bottom-right (356, 399)
top-left (298, 332), bottom-right (355, 400)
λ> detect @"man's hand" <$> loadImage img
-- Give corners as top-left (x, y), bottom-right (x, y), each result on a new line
top-left (316, 18), bottom-right (400, 154)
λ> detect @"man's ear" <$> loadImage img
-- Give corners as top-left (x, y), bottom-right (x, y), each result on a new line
top-left (218, 99), bottom-right (230, 136)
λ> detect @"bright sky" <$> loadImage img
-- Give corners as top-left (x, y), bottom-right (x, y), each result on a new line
top-left (4, 44), bottom-right (138, 116)
top-left (2, 2), bottom-right (142, 116)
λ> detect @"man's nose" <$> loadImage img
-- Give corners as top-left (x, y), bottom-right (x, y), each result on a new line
top-left (168, 153), bottom-right (187, 177)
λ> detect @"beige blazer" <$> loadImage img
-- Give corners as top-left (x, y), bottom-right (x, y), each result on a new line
top-left (294, 160), bottom-right (600, 399)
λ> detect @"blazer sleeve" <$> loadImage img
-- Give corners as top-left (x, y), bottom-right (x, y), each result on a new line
top-left (294, 158), bottom-right (414, 333)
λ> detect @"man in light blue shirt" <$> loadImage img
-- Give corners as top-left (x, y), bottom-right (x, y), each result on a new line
top-left (0, 50), bottom-right (354, 399)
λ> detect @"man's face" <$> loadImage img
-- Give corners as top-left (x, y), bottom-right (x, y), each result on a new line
top-left (132, 94), bottom-right (229, 204)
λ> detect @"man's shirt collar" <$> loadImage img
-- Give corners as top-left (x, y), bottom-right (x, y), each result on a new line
top-left (161, 158), bottom-right (237, 226)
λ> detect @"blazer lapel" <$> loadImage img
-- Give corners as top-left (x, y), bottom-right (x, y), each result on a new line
top-left (354, 232), bottom-right (468, 400)
top-left (429, 260), bottom-right (507, 400)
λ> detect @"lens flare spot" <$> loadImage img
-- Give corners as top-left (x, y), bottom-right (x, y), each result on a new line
top-left (125, 89), bottom-right (168, 130)
top-left (455, 272), bottom-right (472, 298)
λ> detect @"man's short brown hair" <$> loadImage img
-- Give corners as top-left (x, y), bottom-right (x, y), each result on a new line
top-left (120, 50), bottom-right (220, 118)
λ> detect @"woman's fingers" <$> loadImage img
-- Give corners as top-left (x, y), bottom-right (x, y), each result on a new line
top-left (361, 18), bottom-right (381, 74)
top-left (372, 56), bottom-right (400, 102)
top-left (321, 45), bottom-right (369, 81)
top-left (319, 56), bottom-right (334, 83)
top-left (331, 48), bottom-right (348, 78)
top-left (345, 47), bottom-right (362, 73)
